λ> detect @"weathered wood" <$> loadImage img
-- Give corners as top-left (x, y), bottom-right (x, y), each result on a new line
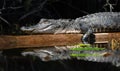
top-left (0, 33), bottom-right (120, 49)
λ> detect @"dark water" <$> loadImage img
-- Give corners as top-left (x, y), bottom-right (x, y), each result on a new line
top-left (0, 56), bottom-right (120, 71)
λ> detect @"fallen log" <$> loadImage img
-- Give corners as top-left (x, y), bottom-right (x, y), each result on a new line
top-left (0, 32), bottom-right (120, 49)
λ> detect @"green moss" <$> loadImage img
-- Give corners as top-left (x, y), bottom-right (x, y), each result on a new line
top-left (70, 44), bottom-right (105, 51)
top-left (70, 47), bottom-right (105, 51)
top-left (70, 53), bottom-right (100, 57)
top-left (76, 44), bottom-right (91, 47)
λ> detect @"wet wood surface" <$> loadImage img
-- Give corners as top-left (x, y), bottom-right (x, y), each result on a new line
top-left (0, 32), bottom-right (120, 49)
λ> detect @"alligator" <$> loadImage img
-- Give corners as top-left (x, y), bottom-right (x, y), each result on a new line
top-left (21, 12), bottom-right (120, 44)
top-left (21, 46), bottom-right (120, 67)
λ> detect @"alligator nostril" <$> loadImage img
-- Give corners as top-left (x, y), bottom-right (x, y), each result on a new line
top-left (20, 26), bottom-right (25, 31)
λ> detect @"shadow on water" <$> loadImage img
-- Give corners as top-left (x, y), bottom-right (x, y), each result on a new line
top-left (58, 60), bottom-right (75, 71)
top-left (0, 55), bottom-right (120, 71)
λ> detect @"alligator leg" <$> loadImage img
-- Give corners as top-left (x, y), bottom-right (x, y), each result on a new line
top-left (82, 29), bottom-right (95, 44)
top-left (89, 33), bottom-right (95, 44)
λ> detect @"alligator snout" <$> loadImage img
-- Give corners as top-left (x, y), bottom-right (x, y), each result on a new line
top-left (20, 26), bottom-right (35, 32)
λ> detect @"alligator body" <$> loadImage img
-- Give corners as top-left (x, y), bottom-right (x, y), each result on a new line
top-left (21, 12), bottom-right (120, 44)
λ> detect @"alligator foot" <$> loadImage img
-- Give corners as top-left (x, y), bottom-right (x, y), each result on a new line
top-left (89, 33), bottom-right (96, 44)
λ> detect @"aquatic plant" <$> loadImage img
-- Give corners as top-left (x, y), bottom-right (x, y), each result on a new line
top-left (70, 44), bottom-right (105, 51)
top-left (70, 53), bottom-right (100, 57)
top-left (69, 44), bottom-right (105, 57)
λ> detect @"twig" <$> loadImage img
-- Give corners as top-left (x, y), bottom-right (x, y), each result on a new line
top-left (103, 0), bottom-right (118, 12)
top-left (0, 16), bottom-right (10, 25)
top-left (60, 1), bottom-right (89, 15)
top-left (2, 0), bottom-right (6, 10)
top-left (19, 0), bottom-right (49, 20)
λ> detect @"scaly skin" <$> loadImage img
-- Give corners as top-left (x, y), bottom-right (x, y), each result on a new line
top-left (21, 12), bottom-right (120, 44)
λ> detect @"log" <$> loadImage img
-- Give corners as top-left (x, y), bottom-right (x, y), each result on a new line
top-left (0, 33), bottom-right (120, 49)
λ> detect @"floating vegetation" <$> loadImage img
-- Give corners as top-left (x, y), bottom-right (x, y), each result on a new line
top-left (70, 47), bottom-right (105, 51)
top-left (70, 53), bottom-right (101, 57)
top-left (69, 44), bottom-right (106, 57)
top-left (76, 44), bottom-right (91, 47)
top-left (70, 44), bottom-right (105, 51)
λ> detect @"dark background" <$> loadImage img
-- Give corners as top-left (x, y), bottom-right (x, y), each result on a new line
top-left (0, 0), bottom-right (120, 71)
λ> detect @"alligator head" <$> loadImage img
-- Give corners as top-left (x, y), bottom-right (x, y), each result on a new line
top-left (20, 19), bottom-right (82, 34)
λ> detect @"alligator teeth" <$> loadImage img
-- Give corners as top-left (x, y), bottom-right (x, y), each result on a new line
top-left (66, 30), bottom-right (81, 33)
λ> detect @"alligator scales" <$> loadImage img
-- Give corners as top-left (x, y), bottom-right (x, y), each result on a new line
top-left (21, 12), bottom-right (120, 43)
